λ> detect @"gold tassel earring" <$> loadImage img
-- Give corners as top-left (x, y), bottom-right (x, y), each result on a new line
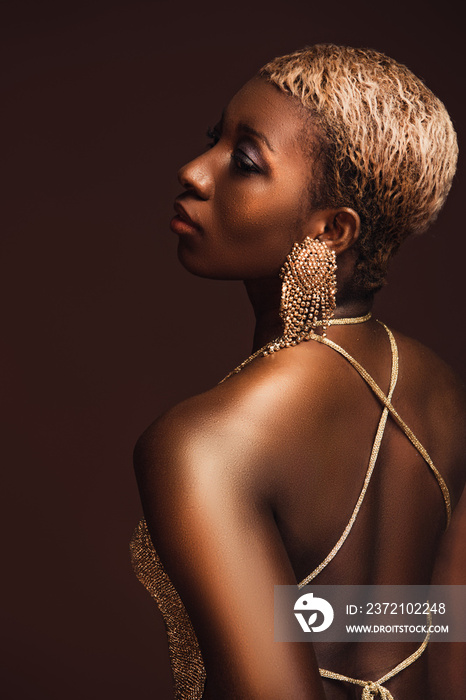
top-left (277, 236), bottom-right (337, 347)
top-left (221, 237), bottom-right (340, 377)
top-left (222, 237), bottom-right (373, 380)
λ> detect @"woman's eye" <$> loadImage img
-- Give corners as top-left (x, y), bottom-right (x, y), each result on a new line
top-left (206, 126), bottom-right (220, 149)
top-left (231, 149), bottom-right (260, 174)
top-left (205, 128), bottom-right (261, 174)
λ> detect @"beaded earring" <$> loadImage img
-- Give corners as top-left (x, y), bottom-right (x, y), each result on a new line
top-left (223, 237), bottom-right (373, 380)
top-left (220, 237), bottom-right (339, 377)
top-left (268, 237), bottom-right (337, 352)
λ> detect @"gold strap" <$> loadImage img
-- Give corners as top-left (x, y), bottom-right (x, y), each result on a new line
top-left (297, 324), bottom-right (447, 694)
top-left (220, 313), bottom-right (372, 382)
top-left (316, 311), bottom-right (372, 326)
top-left (307, 322), bottom-right (451, 528)
top-left (298, 323), bottom-right (399, 587)
top-left (319, 608), bottom-right (433, 698)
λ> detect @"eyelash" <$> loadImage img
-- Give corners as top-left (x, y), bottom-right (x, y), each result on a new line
top-left (231, 151), bottom-right (260, 175)
top-left (206, 126), bottom-right (260, 175)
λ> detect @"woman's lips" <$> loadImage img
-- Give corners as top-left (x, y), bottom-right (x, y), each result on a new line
top-left (170, 202), bottom-right (201, 235)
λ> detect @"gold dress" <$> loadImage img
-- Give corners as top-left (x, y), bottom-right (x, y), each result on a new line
top-left (130, 324), bottom-right (451, 700)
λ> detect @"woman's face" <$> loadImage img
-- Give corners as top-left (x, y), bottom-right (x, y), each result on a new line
top-left (170, 77), bottom-right (319, 280)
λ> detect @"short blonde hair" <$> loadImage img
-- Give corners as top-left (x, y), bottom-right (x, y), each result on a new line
top-left (260, 45), bottom-right (458, 293)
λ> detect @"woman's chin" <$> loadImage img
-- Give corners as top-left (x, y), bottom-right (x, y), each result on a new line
top-left (177, 244), bottom-right (219, 279)
top-left (176, 245), bottom-right (240, 281)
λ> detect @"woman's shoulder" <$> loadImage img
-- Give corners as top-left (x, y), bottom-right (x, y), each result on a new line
top-left (133, 345), bottom-right (334, 491)
top-left (389, 326), bottom-right (466, 494)
top-left (132, 369), bottom-right (302, 532)
top-left (390, 326), bottom-right (466, 410)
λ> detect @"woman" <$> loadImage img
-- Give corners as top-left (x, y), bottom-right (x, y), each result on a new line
top-left (131, 45), bottom-right (466, 699)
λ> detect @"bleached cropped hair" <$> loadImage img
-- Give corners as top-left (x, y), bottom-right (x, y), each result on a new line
top-left (260, 45), bottom-right (458, 293)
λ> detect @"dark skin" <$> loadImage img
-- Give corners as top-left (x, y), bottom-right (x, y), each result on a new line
top-left (134, 78), bottom-right (466, 699)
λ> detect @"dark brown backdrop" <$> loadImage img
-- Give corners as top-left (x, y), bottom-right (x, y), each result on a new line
top-left (2, 1), bottom-right (464, 698)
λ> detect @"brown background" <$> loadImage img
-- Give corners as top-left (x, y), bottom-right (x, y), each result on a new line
top-left (2, 1), bottom-right (464, 698)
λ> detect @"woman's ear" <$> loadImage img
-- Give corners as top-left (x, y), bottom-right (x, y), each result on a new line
top-left (303, 207), bottom-right (360, 255)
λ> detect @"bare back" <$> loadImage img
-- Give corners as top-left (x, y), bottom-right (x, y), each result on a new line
top-left (222, 320), bottom-right (466, 698)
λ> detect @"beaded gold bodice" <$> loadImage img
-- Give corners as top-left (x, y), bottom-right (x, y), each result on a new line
top-left (130, 322), bottom-right (451, 700)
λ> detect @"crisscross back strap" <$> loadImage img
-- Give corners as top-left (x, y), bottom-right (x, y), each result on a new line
top-left (298, 322), bottom-right (400, 587)
top-left (318, 607), bottom-right (434, 698)
top-left (297, 323), bottom-right (447, 697)
top-left (306, 322), bottom-right (451, 534)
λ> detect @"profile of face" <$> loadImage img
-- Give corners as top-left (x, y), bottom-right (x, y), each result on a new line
top-left (170, 78), bottom-right (320, 281)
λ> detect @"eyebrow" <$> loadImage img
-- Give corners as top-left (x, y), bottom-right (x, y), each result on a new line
top-left (237, 123), bottom-right (275, 152)
top-left (218, 111), bottom-right (275, 153)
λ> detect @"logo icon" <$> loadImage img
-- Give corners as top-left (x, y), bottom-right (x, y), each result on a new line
top-left (294, 592), bottom-right (334, 632)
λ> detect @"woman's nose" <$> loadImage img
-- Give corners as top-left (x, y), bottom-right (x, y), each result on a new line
top-left (177, 154), bottom-right (214, 200)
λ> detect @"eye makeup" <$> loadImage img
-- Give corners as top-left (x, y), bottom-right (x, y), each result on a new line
top-left (205, 114), bottom-right (272, 175)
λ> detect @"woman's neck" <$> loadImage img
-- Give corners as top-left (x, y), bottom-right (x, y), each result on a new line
top-left (244, 277), bottom-right (374, 353)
